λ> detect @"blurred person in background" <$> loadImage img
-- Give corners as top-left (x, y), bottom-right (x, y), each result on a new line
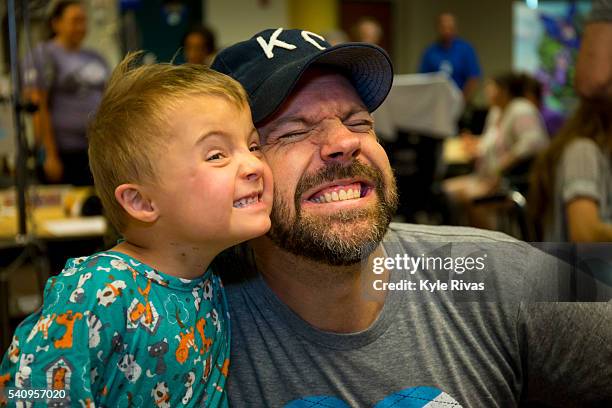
top-left (444, 73), bottom-right (548, 228)
top-left (419, 12), bottom-right (481, 104)
top-left (528, 0), bottom-right (612, 242)
top-left (182, 25), bottom-right (217, 66)
top-left (530, 100), bottom-right (612, 242)
top-left (23, 0), bottom-right (109, 185)
top-left (520, 73), bottom-right (565, 138)
top-left (351, 16), bottom-right (383, 46)
top-left (575, 0), bottom-right (612, 100)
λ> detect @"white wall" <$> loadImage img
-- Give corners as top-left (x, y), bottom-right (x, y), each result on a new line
top-left (205, 0), bottom-right (288, 49)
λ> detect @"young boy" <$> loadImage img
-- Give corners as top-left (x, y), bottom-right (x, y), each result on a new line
top-left (0, 53), bottom-right (272, 407)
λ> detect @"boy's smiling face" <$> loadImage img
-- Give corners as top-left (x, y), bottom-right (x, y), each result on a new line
top-left (147, 94), bottom-right (272, 251)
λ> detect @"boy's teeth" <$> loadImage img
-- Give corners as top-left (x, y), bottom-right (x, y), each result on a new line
top-left (311, 187), bottom-right (361, 204)
top-left (234, 195), bottom-right (259, 208)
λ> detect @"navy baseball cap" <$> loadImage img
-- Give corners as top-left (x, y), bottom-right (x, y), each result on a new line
top-left (211, 28), bottom-right (393, 124)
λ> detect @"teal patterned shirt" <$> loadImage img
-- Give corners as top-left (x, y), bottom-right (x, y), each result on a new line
top-left (0, 251), bottom-right (230, 407)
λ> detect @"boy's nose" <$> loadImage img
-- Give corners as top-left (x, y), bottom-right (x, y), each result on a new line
top-left (241, 153), bottom-right (264, 181)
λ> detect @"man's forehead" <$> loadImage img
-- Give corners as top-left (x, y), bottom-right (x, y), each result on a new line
top-left (277, 72), bottom-right (366, 117)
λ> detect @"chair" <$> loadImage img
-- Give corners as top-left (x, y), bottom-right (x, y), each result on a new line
top-left (472, 187), bottom-right (535, 241)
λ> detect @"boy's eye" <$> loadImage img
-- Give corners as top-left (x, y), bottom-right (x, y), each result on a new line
top-left (206, 152), bottom-right (225, 161)
top-left (249, 144), bottom-right (261, 152)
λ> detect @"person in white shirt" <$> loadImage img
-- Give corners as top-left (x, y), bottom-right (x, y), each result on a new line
top-left (443, 73), bottom-right (549, 228)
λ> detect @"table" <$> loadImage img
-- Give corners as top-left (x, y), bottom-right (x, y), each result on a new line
top-left (0, 185), bottom-right (107, 352)
top-left (443, 137), bottom-right (472, 165)
top-left (0, 185), bottom-right (107, 239)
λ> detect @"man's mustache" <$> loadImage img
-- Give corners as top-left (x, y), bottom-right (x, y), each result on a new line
top-left (293, 161), bottom-right (386, 207)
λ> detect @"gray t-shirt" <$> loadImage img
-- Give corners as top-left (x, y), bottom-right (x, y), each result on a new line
top-left (546, 139), bottom-right (612, 241)
top-left (223, 224), bottom-right (611, 407)
top-left (23, 41), bottom-right (109, 152)
top-left (590, 0), bottom-right (612, 22)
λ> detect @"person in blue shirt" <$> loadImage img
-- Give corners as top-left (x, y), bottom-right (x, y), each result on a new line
top-left (419, 12), bottom-right (482, 103)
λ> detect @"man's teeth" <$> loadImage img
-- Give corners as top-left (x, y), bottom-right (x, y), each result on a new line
top-left (311, 187), bottom-right (361, 203)
top-left (233, 196), bottom-right (259, 208)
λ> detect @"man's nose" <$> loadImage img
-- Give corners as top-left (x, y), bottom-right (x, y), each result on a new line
top-left (319, 120), bottom-right (362, 164)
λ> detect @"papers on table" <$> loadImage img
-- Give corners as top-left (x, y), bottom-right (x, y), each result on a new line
top-left (374, 73), bottom-right (464, 141)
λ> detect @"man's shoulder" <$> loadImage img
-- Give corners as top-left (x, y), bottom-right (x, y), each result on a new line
top-left (387, 222), bottom-right (521, 244)
top-left (454, 37), bottom-right (477, 50)
top-left (385, 224), bottom-right (575, 301)
top-left (385, 224), bottom-right (549, 301)
top-left (423, 42), bottom-right (441, 56)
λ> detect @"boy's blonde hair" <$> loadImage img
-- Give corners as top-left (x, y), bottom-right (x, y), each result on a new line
top-left (88, 52), bottom-right (248, 232)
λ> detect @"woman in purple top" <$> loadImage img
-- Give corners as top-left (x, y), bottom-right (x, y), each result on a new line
top-left (24, 1), bottom-right (109, 185)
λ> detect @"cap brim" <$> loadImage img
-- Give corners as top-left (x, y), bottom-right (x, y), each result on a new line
top-left (250, 43), bottom-right (393, 124)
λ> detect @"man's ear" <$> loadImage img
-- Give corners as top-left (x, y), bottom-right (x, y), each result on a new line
top-left (114, 184), bottom-right (159, 223)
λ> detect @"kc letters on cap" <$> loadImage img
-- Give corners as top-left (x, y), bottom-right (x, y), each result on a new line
top-left (256, 28), bottom-right (327, 58)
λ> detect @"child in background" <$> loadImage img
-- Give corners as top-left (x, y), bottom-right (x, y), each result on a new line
top-left (0, 52), bottom-right (272, 407)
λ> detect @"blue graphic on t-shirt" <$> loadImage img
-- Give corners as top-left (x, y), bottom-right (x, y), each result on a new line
top-left (285, 386), bottom-right (462, 407)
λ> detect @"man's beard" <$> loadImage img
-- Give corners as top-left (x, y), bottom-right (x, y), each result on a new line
top-left (267, 161), bottom-right (398, 266)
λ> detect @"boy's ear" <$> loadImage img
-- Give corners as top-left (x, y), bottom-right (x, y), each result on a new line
top-left (114, 184), bottom-right (159, 224)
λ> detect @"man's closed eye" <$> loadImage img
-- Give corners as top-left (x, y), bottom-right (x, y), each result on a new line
top-left (346, 121), bottom-right (373, 132)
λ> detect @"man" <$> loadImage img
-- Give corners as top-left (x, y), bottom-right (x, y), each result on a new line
top-left (575, 0), bottom-right (612, 99)
top-left (419, 13), bottom-right (481, 103)
top-left (211, 28), bottom-right (611, 407)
